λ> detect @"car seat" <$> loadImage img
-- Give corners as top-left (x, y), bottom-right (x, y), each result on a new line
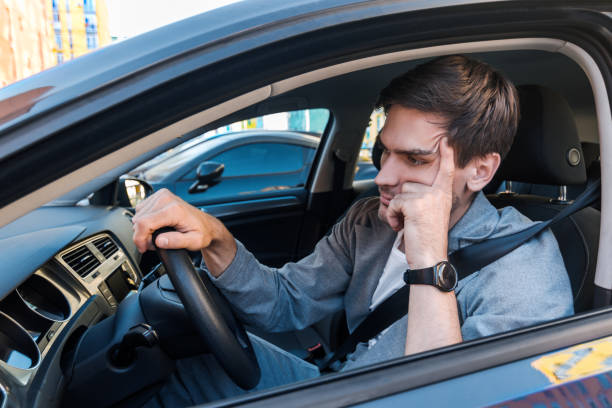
top-left (488, 85), bottom-right (600, 313)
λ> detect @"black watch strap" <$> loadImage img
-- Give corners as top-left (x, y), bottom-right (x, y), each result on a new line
top-left (403, 261), bottom-right (458, 292)
top-left (403, 267), bottom-right (436, 286)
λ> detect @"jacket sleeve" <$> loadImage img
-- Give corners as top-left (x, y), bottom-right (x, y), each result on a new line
top-left (205, 201), bottom-right (366, 333)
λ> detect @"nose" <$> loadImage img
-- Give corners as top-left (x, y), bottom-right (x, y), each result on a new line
top-left (374, 154), bottom-right (400, 188)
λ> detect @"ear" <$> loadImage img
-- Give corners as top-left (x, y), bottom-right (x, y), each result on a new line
top-left (465, 152), bottom-right (501, 193)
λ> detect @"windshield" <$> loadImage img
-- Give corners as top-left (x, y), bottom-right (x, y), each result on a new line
top-left (0, 1), bottom-right (240, 89)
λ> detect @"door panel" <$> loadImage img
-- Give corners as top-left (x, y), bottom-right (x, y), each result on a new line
top-left (208, 191), bottom-right (309, 267)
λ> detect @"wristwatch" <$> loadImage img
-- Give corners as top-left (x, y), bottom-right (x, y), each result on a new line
top-left (403, 261), bottom-right (458, 292)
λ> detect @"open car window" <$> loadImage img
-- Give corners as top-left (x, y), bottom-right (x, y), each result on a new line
top-left (132, 108), bottom-right (329, 182)
top-left (354, 108), bottom-right (385, 181)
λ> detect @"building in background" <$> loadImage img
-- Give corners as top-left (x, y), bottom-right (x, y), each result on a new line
top-left (204, 109), bottom-right (331, 138)
top-left (0, 0), bottom-right (111, 87)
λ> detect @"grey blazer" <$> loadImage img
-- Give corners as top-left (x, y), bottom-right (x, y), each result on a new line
top-left (210, 193), bottom-right (573, 354)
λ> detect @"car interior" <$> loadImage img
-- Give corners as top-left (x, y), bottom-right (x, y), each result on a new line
top-left (0, 38), bottom-right (608, 408)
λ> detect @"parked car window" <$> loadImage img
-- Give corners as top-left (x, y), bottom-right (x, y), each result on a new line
top-left (210, 143), bottom-right (310, 178)
top-left (140, 151), bottom-right (196, 182)
top-left (131, 108), bottom-right (329, 184)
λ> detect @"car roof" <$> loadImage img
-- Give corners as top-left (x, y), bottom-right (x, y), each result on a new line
top-left (0, 0), bottom-right (497, 138)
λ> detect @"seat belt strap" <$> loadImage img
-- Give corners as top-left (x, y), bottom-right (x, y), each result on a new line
top-left (318, 180), bottom-right (601, 371)
top-left (450, 179), bottom-right (601, 278)
top-left (316, 285), bottom-right (410, 370)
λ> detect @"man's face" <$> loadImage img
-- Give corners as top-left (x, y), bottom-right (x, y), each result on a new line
top-left (375, 105), bottom-right (468, 224)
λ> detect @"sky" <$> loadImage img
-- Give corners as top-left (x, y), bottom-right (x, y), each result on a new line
top-left (106, 0), bottom-right (241, 39)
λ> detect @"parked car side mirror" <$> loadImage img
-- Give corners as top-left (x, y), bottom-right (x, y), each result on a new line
top-left (189, 161), bottom-right (225, 193)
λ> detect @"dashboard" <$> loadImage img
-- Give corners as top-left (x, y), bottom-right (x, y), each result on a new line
top-left (0, 204), bottom-right (143, 407)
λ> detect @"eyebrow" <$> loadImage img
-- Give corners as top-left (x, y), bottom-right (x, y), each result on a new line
top-left (397, 148), bottom-right (438, 156)
top-left (377, 138), bottom-right (438, 156)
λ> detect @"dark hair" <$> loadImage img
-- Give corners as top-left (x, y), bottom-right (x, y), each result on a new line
top-left (376, 55), bottom-right (519, 168)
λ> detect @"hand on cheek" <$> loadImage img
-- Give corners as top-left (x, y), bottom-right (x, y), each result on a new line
top-left (386, 138), bottom-right (455, 268)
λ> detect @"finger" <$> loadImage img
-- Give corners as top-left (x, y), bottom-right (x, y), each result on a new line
top-left (155, 230), bottom-right (210, 251)
top-left (132, 204), bottom-right (185, 251)
top-left (132, 197), bottom-right (159, 224)
top-left (401, 182), bottom-right (430, 194)
top-left (133, 223), bottom-right (157, 253)
top-left (132, 229), bottom-right (147, 253)
top-left (433, 137), bottom-right (455, 190)
top-left (386, 197), bottom-right (405, 231)
top-left (134, 194), bottom-right (152, 213)
top-left (135, 188), bottom-right (164, 213)
top-left (134, 188), bottom-right (172, 216)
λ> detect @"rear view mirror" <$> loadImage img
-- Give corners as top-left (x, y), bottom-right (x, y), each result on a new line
top-left (189, 161), bottom-right (224, 193)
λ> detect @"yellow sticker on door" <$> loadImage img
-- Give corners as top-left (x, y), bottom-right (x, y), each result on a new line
top-left (531, 336), bottom-right (612, 384)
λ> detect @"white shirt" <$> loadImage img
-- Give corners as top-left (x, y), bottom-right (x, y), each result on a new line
top-left (367, 230), bottom-right (407, 348)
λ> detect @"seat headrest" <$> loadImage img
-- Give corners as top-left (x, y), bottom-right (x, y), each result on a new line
top-left (372, 136), bottom-right (383, 170)
top-left (581, 141), bottom-right (600, 170)
top-left (495, 85), bottom-right (586, 186)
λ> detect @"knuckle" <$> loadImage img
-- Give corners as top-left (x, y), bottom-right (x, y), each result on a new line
top-left (156, 189), bottom-right (173, 202)
top-left (168, 201), bottom-right (183, 213)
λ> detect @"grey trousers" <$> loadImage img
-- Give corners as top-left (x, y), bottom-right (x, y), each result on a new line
top-left (144, 334), bottom-right (321, 407)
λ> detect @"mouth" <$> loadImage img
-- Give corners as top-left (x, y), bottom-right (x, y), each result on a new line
top-left (379, 194), bottom-right (393, 207)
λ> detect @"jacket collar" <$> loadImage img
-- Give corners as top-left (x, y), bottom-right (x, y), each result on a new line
top-left (448, 191), bottom-right (499, 253)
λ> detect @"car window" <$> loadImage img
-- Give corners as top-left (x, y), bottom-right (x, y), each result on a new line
top-left (206, 108), bottom-right (330, 136)
top-left (354, 108), bottom-right (385, 181)
top-left (131, 108), bottom-right (329, 183)
top-left (139, 151), bottom-right (197, 182)
top-left (209, 143), bottom-right (310, 177)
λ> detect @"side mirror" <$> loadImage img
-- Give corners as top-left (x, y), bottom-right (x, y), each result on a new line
top-left (189, 161), bottom-right (224, 194)
top-left (117, 177), bottom-right (154, 208)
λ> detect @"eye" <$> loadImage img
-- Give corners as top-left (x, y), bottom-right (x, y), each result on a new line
top-left (407, 157), bottom-right (426, 166)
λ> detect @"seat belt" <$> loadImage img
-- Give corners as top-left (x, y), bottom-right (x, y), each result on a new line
top-left (317, 180), bottom-right (601, 370)
top-left (450, 180), bottom-right (600, 277)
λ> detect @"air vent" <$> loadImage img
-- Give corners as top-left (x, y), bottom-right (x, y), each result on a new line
top-left (93, 237), bottom-right (118, 259)
top-left (61, 245), bottom-right (100, 278)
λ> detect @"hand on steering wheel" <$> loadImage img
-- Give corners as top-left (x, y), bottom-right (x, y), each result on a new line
top-left (153, 227), bottom-right (260, 389)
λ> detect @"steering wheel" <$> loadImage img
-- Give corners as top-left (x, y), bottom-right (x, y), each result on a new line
top-left (153, 228), bottom-right (261, 390)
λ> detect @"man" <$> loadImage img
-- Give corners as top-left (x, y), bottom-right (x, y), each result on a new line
top-left (134, 55), bottom-right (573, 404)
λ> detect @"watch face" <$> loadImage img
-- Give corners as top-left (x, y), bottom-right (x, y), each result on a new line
top-left (436, 262), bottom-right (458, 292)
